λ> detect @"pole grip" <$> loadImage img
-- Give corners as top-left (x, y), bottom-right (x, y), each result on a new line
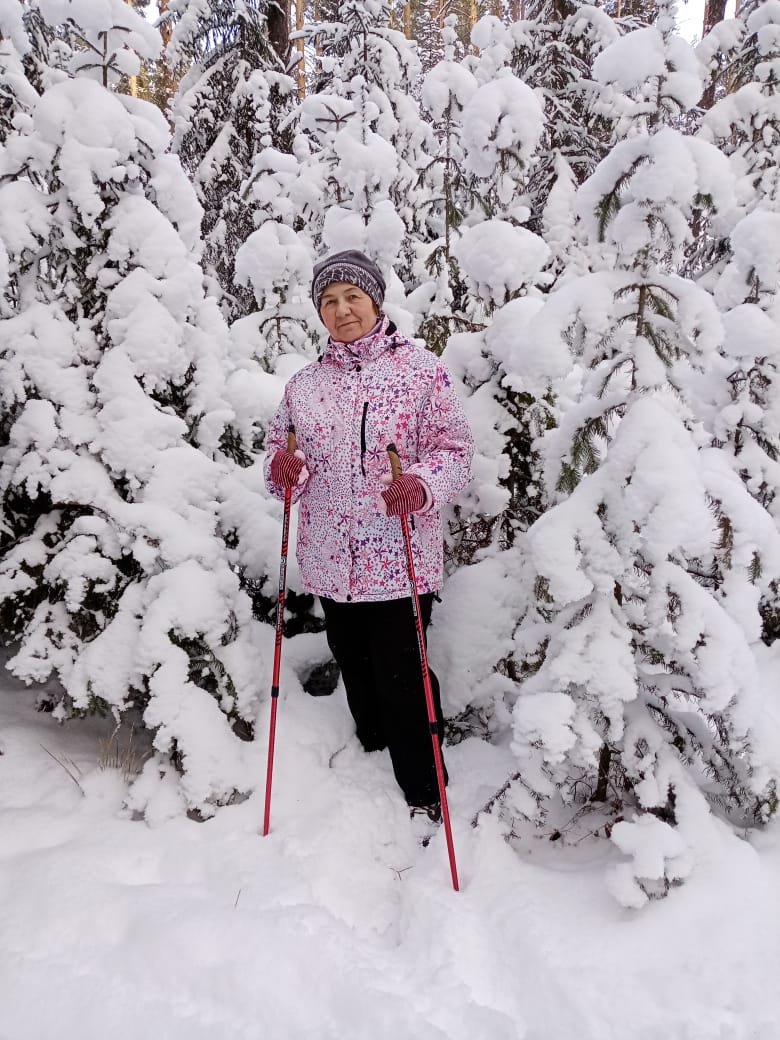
top-left (386, 443), bottom-right (402, 482)
top-left (287, 426), bottom-right (297, 453)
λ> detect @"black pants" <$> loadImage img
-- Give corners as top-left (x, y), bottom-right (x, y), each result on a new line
top-left (320, 594), bottom-right (446, 807)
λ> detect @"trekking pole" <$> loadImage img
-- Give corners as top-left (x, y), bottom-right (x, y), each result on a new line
top-left (386, 444), bottom-right (459, 892)
top-left (262, 427), bottom-right (296, 837)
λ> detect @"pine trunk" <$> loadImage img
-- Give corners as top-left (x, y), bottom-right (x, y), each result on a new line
top-left (703, 0), bottom-right (727, 35)
top-left (296, 0), bottom-right (306, 97)
top-left (700, 0), bottom-right (728, 109)
top-left (268, 0), bottom-right (292, 64)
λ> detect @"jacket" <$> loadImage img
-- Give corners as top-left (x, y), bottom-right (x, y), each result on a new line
top-left (263, 317), bottom-right (474, 603)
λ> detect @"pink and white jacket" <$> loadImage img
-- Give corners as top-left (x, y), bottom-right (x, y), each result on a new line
top-left (264, 317), bottom-right (474, 603)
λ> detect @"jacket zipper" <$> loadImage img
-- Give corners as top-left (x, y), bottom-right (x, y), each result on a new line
top-left (360, 401), bottom-right (368, 476)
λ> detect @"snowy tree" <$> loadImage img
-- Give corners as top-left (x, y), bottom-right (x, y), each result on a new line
top-left (412, 15), bottom-right (476, 354)
top-left (0, 0), bottom-right (270, 820)
top-left (234, 152), bottom-right (321, 368)
top-left (701, 0), bottom-right (780, 217)
top-left (696, 13), bottom-right (745, 112)
top-left (36, 0), bottom-right (160, 85)
top-left (455, 18), bottom-right (545, 230)
top-left (500, 1), bottom-right (780, 905)
top-left (696, 0), bottom-right (780, 640)
top-left (299, 0), bottom-right (430, 307)
top-left (402, 12), bottom-right (557, 581)
top-left (540, 150), bottom-right (591, 284)
top-left (169, 0), bottom-right (298, 321)
top-left (0, 3), bottom-right (36, 144)
top-left (399, 0), bottom-right (448, 72)
top-left (705, 213), bottom-right (780, 643)
top-left (446, 28), bottom-right (553, 550)
top-left (467, 3), bottom-right (618, 235)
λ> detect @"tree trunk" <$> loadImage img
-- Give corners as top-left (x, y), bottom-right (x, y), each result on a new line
top-left (156, 0), bottom-right (179, 116)
top-left (700, 0), bottom-right (728, 109)
top-left (268, 0), bottom-right (292, 65)
top-left (703, 0), bottom-right (727, 36)
top-left (592, 744), bottom-right (612, 802)
top-left (296, 0), bottom-right (305, 97)
top-left (124, 0), bottom-right (138, 95)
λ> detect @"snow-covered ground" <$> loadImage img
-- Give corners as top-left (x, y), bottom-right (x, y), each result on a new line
top-left (2, 655), bottom-right (779, 1040)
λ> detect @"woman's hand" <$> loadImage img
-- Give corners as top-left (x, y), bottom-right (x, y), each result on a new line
top-left (380, 473), bottom-right (428, 516)
top-left (270, 449), bottom-right (308, 489)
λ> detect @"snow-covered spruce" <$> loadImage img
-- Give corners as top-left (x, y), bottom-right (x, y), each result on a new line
top-left (443, 74), bottom-right (552, 551)
top-left (467, 2), bottom-right (617, 238)
top-left (412, 16), bottom-right (476, 356)
top-left (297, 0), bottom-right (430, 315)
top-left (504, 0), bottom-right (780, 906)
top-left (695, 0), bottom-right (780, 638)
top-left (0, 1), bottom-right (268, 820)
top-left (167, 0), bottom-right (296, 323)
top-left (0, 2), bottom-right (40, 147)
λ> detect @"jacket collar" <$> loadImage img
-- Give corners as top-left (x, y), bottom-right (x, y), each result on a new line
top-left (322, 315), bottom-right (397, 368)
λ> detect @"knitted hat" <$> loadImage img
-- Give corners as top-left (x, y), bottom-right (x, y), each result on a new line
top-left (311, 249), bottom-right (386, 313)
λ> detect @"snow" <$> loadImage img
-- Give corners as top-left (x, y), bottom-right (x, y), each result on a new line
top-left (576, 130), bottom-right (734, 266)
top-left (431, 554), bottom-right (519, 722)
top-left (461, 75), bottom-right (543, 179)
top-left (513, 690), bottom-right (578, 764)
top-left (716, 210), bottom-right (780, 308)
top-left (453, 221), bottom-right (549, 307)
top-left (39, 0), bottom-right (161, 81)
top-left (30, 79), bottom-right (171, 227)
top-left (606, 813), bottom-right (694, 909)
top-left (421, 60), bottom-right (478, 121)
top-left (488, 296), bottom-right (569, 396)
top-left (2, 662), bottom-right (780, 1040)
top-left (236, 222), bottom-right (313, 305)
top-left (0, 0), bottom-right (29, 55)
top-left (721, 303), bottom-right (779, 359)
top-left (696, 17), bottom-right (745, 66)
top-left (321, 199), bottom-right (406, 273)
top-left (593, 25), bottom-right (704, 111)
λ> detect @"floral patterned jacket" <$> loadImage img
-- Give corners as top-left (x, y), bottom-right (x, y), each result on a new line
top-left (264, 317), bottom-right (474, 603)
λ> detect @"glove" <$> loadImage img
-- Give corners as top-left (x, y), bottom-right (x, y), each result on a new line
top-left (380, 473), bottom-right (428, 516)
top-left (271, 449), bottom-right (308, 489)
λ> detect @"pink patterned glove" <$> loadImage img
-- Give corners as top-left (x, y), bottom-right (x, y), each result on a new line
top-left (380, 473), bottom-right (427, 516)
top-left (271, 449), bottom-right (307, 489)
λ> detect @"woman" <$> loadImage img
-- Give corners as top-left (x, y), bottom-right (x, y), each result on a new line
top-left (264, 249), bottom-right (474, 822)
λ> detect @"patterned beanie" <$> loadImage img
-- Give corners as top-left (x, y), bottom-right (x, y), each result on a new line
top-left (311, 249), bottom-right (386, 313)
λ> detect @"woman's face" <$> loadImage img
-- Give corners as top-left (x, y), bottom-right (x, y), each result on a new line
top-left (319, 282), bottom-right (380, 343)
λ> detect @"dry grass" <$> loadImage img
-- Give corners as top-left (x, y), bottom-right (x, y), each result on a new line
top-left (40, 743), bottom-right (84, 795)
top-left (97, 723), bottom-right (146, 782)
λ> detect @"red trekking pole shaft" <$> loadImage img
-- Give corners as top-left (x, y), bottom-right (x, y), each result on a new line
top-left (262, 428), bottom-right (296, 837)
top-left (387, 445), bottom-right (459, 892)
